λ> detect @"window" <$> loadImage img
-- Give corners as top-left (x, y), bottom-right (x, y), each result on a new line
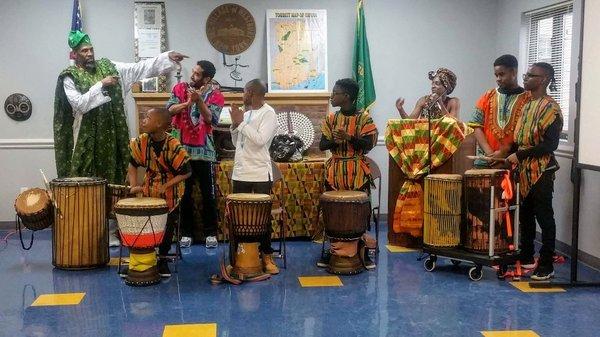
top-left (525, 1), bottom-right (573, 139)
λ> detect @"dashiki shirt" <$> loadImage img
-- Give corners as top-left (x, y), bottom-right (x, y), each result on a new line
top-left (513, 95), bottom-right (563, 198)
top-left (469, 88), bottom-right (530, 167)
top-left (167, 83), bottom-right (224, 162)
top-left (129, 133), bottom-right (190, 211)
top-left (321, 111), bottom-right (378, 191)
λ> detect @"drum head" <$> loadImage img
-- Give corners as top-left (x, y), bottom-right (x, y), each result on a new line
top-left (226, 193), bottom-right (271, 202)
top-left (15, 188), bottom-right (50, 214)
top-left (115, 197), bottom-right (167, 209)
top-left (425, 174), bottom-right (462, 181)
top-left (464, 169), bottom-right (508, 176)
top-left (51, 177), bottom-right (107, 186)
top-left (320, 190), bottom-right (368, 202)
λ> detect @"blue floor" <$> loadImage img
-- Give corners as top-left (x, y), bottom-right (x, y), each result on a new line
top-left (1, 227), bottom-right (600, 337)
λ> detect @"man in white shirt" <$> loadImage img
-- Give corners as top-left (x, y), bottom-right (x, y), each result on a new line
top-left (54, 30), bottom-right (187, 246)
top-left (230, 79), bottom-right (279, 274)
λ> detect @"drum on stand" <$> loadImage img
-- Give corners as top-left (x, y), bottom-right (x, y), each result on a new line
top-left (50, 177), bottom-right (108, 269)
top-left (115, 197), bottom-right (168, 286)
top-left (14, 188), bottom-right (54, 249)
top-left (462, 169), bottom-right (513, 254)
top-left (226, 193), bottom-right (272, 280)
top-left (423, 174), bottom-right (462, 248)
top-left (319, 190), bottom-right (370, 275)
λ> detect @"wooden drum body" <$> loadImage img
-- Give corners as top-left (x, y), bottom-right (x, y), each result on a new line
top-left (423, 174), bottom-right (462, 248)
top-left (106, 184), bottom-right (131, 219)
top-left (50, 177), bottom-right (108, 270)
top-left (115, 197), bottom-right (168, 286)
top-left (462, 169), bottom-right (513, 254)
top-left (320, 191), bottom-right (370, 241)
top-left (226, 193), bottom-right (272, 279)
top-left (14, 188), bottom-right (54, 231)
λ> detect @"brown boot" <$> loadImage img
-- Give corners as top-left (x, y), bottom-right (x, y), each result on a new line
top-left (262, 254), bottom-right (280, 275)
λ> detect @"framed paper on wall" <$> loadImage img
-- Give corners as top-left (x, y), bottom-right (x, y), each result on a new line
top-left (134, 2), bottom-right (168, 92)
top-left (266, 9), bottom-right (328, 93)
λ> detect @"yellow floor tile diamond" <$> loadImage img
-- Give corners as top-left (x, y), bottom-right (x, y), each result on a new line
top-left (510, 281), bottom-right (565, 293)
top-left (163, 323), bottom-right (217, 337)
top-left (481, 330), bottom-right (540, 337)
top-left (298, 276), bottom-right (343, 287)
top-left (386, 245), bottom-right (416, 253)
top-left (31, 292), bottom-right (86, 306)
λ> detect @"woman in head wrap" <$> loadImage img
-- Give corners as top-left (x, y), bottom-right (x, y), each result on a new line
top-left (396, 67), bottom-right (460, 119)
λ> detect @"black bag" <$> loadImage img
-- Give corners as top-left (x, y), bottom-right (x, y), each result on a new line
top-left (269, 134), bottom-right (304, 162)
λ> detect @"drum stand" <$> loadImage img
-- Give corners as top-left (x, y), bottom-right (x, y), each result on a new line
top-left (421, 184), bottom-right (521, 281)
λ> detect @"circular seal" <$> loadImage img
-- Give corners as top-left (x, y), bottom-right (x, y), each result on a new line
top-left (206, 4), bottom-right (256, 55)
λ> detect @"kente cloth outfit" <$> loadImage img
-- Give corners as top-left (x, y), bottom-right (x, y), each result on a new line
top-left (230, 103), bottom-right (278, 253)
top-left (385, 116), bottom-right (473, 237)
top-left (469, 87), bottom-right (530, 167)
top-left (54, 30), bottom-right (176, 184)
top-left (320, 109), bottom-right (378, 191)
top-left (513, 95), bottom-right (563, 265)
top-left (417, 67), bottom-right (458, 119)
top-left (168, 82), bottom-right (225, 239)
top-left (129, 132), bottom-right (191, 255)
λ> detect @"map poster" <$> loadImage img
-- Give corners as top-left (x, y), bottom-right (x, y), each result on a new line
top-left (266, 9), bottom-right (328, 93)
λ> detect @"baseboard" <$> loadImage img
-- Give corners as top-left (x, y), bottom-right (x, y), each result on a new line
top-left (537, 232), bottom-right (600, 272)
top-left (0, 221), bottom-right (14, 230)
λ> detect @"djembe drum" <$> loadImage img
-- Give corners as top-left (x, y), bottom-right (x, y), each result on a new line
top-left (462, 169), bottom-right (513, 254)
top-left (320, 190), bottom-right (370, 275)
top-left (14, 188), bottom-right (54, 249)
top-left (226, 193), bottom-right (272, 280)
top-left (115, 197), bottom-right (168, 286)
top-left (51, 177), bottom-right (108, 269)
top-left (423, 174), bottom-right (462, 248)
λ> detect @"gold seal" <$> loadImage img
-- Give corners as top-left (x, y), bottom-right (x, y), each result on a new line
top-left (206, 4), bottom-right (256, 55)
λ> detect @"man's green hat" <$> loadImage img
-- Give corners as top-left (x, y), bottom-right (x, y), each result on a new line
top-left (68, 30), bottom-right (91, 49)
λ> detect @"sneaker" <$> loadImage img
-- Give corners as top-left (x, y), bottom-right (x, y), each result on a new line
top-left (531, 264), bottom-right (555, 281)
top-left (157, 259), bottom-right (171, 278)
top-left (180, 236), bottom-right (192, 248)
top-left (519, 256), bottom-right (536, 269)
top-left (118, 266), bottom-right (128, 278)
top-left (364, 252), bottom-right (376, 270)
top-left (205, 236), bottom-right (218, 248)
top-left (317, 253), bottom-right (331, 268)
top-left (263, 254), bottom-right (280, 275)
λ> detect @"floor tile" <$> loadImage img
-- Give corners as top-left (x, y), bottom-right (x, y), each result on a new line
top-left (30, 292), bottom-right (86, 306)
top-left (481, 330), bottom-right (540, 337)
top-left (510, 281), bottom-right (566, 293)
top-left (298, 275), bottom-right (343, 287)
top-left (163, 323), bottom-right (217, 337)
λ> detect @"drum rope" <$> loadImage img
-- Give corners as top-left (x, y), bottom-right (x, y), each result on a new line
top-left (15, 215), bottom-right (35, 250)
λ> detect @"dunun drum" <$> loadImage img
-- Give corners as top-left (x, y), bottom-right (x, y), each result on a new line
top-left (423, 174), bottom-right (462, 248)
top-left (14, 188), bottom-right (54, 231)
top-left (226, 193), bottom-right (272, 279)
top-left (106, 184), bottom-right (131, 219)
top-left (320, 190), bottom-right (370, 275)
top-left (462, 169), bottom-right (513, 254)
top-left (115, 197), bottom-right (168, 286)
top-left (50, 177), bottom-right (108, 269)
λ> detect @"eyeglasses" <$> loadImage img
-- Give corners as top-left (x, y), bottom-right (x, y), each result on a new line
top-left (523, 73), bottom-right (544, 79)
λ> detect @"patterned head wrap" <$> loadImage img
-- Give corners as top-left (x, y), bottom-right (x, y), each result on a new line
top-left (428, 67), bottom-right (457, 94)
top-left (68, 30), bottom-right (91, 50)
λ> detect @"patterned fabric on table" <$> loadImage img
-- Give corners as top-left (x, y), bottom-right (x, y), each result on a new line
top-left (215, 160), bottom-right (326, 239)
top-left (385, 116), bottom-right (473, 237)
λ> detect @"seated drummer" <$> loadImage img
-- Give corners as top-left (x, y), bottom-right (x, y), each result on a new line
top-left (127, 107), bottom-right (191, 278)
top-left (229, 79), bottom-right (279, 275)
top-left (395, 67), bottom-right (460, 119)
top-left (468, 55), bottom-right (530, 168)
top-left (319, 78), bottom-right (379, 269)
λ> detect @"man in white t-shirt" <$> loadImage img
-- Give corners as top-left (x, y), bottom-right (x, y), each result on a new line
top-left (230, 79), bottom-right (279, 274)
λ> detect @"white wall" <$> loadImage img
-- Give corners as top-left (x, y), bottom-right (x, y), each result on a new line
top-left (496, 0), bottom-right (600, 260)
top-left (0, 0), bottom-right (499, 223)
